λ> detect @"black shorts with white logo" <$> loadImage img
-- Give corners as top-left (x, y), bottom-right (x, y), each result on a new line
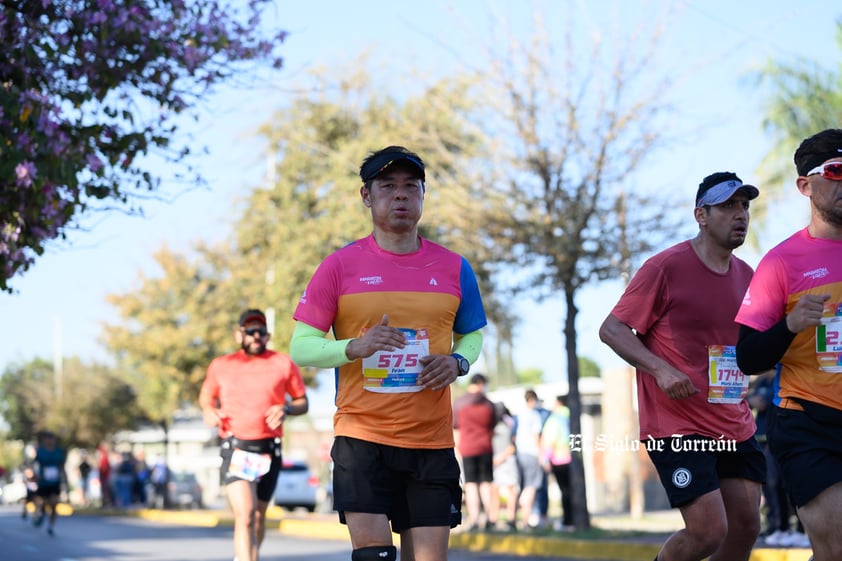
top-left (331, 436), bottom-right (462, 532)
top-left (645, 434), bottom-right (765, 508)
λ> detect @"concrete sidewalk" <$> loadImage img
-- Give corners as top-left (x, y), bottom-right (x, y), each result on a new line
top-left (76, 505), bottom-right (813, 561)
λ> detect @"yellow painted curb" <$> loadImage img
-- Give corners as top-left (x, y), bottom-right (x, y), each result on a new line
top-left (449, 532), bottom-right (660, 561)
top-left (134, 509), bottom-right (222, 528)
top-left (750, 550), bottom-right (812, 561)
top-left (274, 520), bottom-right (812, 561)
top-left (67, 507), bottom-right (815, 561)
top-left (278, 518), bottom-right (351, 542)
top-left (56, 503), bottom-right (74, 516)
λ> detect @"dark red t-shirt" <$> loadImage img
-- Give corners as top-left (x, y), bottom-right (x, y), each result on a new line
top-left (452, 391), bottom-right (497, 457)
top-left (610, 240), bottom-right (755, 441)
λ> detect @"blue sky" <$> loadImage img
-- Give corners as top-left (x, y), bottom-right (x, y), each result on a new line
top-left (1, 0), bottom-right (838, 386)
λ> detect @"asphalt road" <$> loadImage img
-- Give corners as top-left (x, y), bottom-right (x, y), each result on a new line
top-left (0, 505), bottom-right (596, 561)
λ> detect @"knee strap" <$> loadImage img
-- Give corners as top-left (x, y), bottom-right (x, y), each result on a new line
top-left (351, 545), bottom-right (397, 561)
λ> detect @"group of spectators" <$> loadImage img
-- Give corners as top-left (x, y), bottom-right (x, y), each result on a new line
top-left (21, 443), bottom-right (170, 511)
top-left (91, 446), bottom-right (169, 509)
top-left (13, 436), bottom-right (175, 537)
top-left (453, 374), bottom-right (572, 532)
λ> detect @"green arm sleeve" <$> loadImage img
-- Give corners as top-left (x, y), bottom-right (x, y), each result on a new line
top-left (452, 330), bottom-right (483, 364)
top-left (290, 322), bottom-right (484, 368)
top-left (290, 321), bottom-right (354, 369)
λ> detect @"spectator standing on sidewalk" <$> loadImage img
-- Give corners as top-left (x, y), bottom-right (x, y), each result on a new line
top-left (531, 397), bottom-right (551, 528)
top-left (539, 395), bottom-right (573, 531)
top-left (452, 373), bottom-right (499, 531)
top-left (77, 452), bottom-right (92, 506)
top-left (491, 403), bottom-right (519, 531)
top-left (133, 451), bottom-right (150, 505)
top-left (113, 452), bottom-right (135, 508)
top-left (514, 389), bottom-right (546, 531)
top-left (150, 456), bottom-right (169, 509)
top-left (97, 443), bottom-right (112, 507)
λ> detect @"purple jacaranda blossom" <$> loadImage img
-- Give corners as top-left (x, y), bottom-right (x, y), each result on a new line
top-left (86, 153), bottom-right (104, 173)
top-left (1, 0), bottom-right (286, 291)
top-left (89, 11), bottom-right (107, 25)
top-left (15, 161), bottom-right (37, 188)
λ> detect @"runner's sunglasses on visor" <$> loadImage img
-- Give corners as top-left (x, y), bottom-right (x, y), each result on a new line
top-left (806, 161), bottom-right (842, 181)
top-left (243, 327), bottom-right (268, 337)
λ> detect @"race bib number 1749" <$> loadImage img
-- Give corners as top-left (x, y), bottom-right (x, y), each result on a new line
top-left (707, 345), bottom-right (748, 404)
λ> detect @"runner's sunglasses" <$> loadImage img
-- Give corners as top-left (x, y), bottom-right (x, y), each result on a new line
top-left (806, 161), bottom-right (842, 181)
top-left (243, 327), bottom-right (268, 337)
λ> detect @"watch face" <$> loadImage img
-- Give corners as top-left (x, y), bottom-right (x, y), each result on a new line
top-left (458, 358), bottom-right (469, 375)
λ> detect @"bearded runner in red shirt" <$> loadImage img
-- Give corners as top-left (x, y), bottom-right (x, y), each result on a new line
top-left (200, 309), bottom-right (309, 561)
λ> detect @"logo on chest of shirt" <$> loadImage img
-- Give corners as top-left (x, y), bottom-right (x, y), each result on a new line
top-left (803, 267), bottom-right (830, 280)
top-left (359, 275), bottom-right (384, 286)
top-left (357, 274), bottom-right (445, 289)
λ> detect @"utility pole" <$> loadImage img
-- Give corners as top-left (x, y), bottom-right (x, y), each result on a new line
top-left (617, 189), bottom-right (644, 519)
top-left (264, 148), bottom-right (277, 346)
top-left (53, 315), bottom-right (63, 399)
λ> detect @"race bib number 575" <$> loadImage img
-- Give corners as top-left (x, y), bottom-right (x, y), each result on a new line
top-left (362, 328), bottom-right (430, 393)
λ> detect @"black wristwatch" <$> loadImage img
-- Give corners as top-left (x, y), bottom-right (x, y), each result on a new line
top-left (452, 353), bottom-right (470, 377)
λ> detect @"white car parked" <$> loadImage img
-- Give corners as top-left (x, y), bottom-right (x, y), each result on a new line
top-left (272, 460), bottom-right (319, 512)
top-left (0, 471), bottom-right (29, 504)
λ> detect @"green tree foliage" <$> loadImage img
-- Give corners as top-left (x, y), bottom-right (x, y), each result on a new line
top-left (516, 367), bottom-right (544, 387)
top-left (0, 436), bottom-right (25, 474)
top-left (0, 0), bottom-right (286, 292)
top-left (752, 21), bottom-right (842, 219)
top-left (0, 357), bottom-right (142, 448)
top-left (102, 244), bottom-right (247, 427)
top-left (579, 356), bottom-right (601, 378)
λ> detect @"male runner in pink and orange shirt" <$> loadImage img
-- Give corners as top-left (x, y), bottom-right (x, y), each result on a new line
top-left (290, 145), bottom-right (487, 561)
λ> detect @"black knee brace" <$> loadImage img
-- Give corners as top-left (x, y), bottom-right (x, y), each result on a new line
top-left (351, 545), bottom-right (397, 561)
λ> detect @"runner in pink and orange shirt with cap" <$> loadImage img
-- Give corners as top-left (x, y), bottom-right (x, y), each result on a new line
top-left (290, 145), bottom-right (487, 561)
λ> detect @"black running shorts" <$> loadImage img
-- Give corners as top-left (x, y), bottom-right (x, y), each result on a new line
top-left (331, 436), bottom-right (462, 532)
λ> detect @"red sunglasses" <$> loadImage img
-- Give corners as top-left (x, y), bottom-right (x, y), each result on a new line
top-left (806, 161), bottom-right (842, 181)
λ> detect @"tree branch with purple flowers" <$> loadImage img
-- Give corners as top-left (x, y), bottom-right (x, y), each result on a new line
top-left (0, 0), bottom-right (286, 291)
